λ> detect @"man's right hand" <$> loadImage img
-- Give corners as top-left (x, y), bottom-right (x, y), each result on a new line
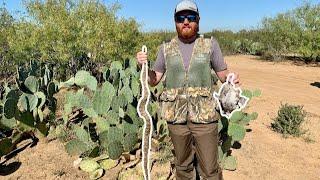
top-left (136, 51), bottom-right (148, 67)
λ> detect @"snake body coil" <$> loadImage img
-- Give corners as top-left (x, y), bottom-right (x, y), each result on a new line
top-left (137, 45), bottom-right (153, 180)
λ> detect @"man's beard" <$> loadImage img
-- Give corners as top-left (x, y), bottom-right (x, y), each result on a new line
top-left (176, 25), bottom-right (198, 39)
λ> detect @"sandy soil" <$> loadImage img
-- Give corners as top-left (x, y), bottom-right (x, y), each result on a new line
top-left (0, 55), bottom-right (319, 180)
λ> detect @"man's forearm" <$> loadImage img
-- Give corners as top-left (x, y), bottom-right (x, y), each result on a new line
top-left (148, 69), bottom-right (158, 87)
top-left (217, 69), bottom-right (229, 83)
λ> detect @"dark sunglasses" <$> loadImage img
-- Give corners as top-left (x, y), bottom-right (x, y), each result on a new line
top-left (175, 14), bottom-right (198, 23)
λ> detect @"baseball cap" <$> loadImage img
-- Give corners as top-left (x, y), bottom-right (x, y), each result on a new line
top-left (174, 0), bottom-right (199, 15)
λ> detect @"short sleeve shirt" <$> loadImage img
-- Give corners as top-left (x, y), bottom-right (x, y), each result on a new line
top-left (152, 37), bottom-right (227, 73)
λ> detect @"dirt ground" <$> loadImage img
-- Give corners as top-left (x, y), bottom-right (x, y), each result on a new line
top-left (0, 55), bottom-right (319, 180)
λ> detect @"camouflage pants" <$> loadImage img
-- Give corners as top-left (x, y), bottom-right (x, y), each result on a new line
top-left (168, 120), bottom-right (223, 180)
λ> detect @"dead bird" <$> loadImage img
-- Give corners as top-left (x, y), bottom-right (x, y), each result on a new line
top-left (213, 73), bottom-right (248, 118)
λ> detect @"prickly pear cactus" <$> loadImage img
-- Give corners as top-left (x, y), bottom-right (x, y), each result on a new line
top-left (217, 87), bottom-right (261, 170)
top-left (62, 58), bottom-right (143, 162)
top-left (0, 62), bottom-right (59, 158)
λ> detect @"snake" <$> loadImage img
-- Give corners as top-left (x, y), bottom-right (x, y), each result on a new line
top-left (137, 45), bottom-right (153, 180)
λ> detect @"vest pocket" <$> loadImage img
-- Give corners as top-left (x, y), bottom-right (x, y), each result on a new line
top-left (159, 90), bottom-right (177, 123)
top-left (188, 92), bottom-right (218, 124)
top-left (159, 89), bottom-right (187, 124)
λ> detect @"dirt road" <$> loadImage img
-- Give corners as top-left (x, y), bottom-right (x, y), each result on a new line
top-left (1, 55), bottom-right (319, 180)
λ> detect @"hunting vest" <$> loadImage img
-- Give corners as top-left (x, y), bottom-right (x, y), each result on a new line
top-left (159, 35), bottom-right (221, 124)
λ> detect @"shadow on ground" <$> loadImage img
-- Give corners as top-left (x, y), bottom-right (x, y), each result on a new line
top-left (310, 82), bottom-right (320, 88)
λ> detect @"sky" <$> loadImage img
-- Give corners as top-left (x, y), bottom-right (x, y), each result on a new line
top-left (2, 0), bottom-right (320, 32)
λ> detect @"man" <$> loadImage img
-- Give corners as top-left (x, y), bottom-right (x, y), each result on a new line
top-left (136, 0), bottom-right (240, 179)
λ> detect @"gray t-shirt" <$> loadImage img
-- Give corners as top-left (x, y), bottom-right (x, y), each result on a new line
top-left (152, 37), bottom-right (227, 73)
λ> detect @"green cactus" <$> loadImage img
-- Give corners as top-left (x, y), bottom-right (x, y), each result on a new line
top-left (99, 131), bottom-right (109, 149)
top-left (241, 89), bottom-right (253, 99)
top-left (0, 116), bottom-right (17, 129)
top-left (0, 138), bottom-right (13, 157)
top-left (74, 71), bottom-right (97, 91)
top-left (5, 89), bottom-right (20, 101)
top-left (4, 98), bottom-right (17, 119)
top-left (107, 127), bottom-right (123, 143)
top-left (44, 65), bottom-right (51, 86)
top-left (221, 135), bottom-right (233, 153)
top-left (47, 81), bottom-right (57, 98)
top-left (107, 140), bottom-right (123, 160)
top-left (123, 133), bottom-right (138, 152)
top-left (65, 139), bottom-right (91, 156)
top-left (239, 114), bottom-right (252, 125)
top-left (228, 122), bottom-right (246, 141)
top-left (89, 168), bottom-right (104, 180)
top-left (18, 93), bottom-right (38, 112)
top-left (217, 88), bottom-right (261, 170)
top-left (74, 125), bottom-right (92, 143)
top-left (110, 61), bottom-right (123, 71)
top-left (24, 76), bottom-right (39, 93)
top-left (99, 159), bottom-right (118, 170)
top-left (61, 60), bottom-right (144, 165)
top-left (35, 92), bottom-right (46, 109)
top-left (222, 156), bottom-right (237, 171)
top-left (35, 121), bottom-right (49, 136)
top-left (105, 110), bottom-right (120, 125)
top-left (120, 85), bottom-right (133, 105)
top-left (79, 159), bottom-right (101, 173)
top-left (230, 111), bottom-right (245, 123)
top-left (126, 104), bottom-right (143, 127)
top-left (131, 78), bottom-right (140, 98)
top-left (17, 111), bottom-right (35, 131)
top-left (93, 88), bottom-right (111, 115)
top-left (94, 117), bottom-right (109, 134)
top-left (122, 121), bottom-right (138, 135)
top-left (249, 112), bottom-right (258, 120)
top-left (252, 89), bottom-right (262, 97)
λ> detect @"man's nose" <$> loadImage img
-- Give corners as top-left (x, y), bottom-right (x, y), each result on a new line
top-left (183, 18), bottom-right (190, 24)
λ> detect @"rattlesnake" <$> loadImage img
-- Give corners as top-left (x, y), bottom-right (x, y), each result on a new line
top-left (137, 45), bottom-right (153, 180)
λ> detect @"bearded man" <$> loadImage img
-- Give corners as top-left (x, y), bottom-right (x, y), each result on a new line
top-left (136, 0), bottom-right (240, 179)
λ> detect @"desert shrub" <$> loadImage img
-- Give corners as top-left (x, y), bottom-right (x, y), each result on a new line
top-left (271, 103), bottom-right (307, 137)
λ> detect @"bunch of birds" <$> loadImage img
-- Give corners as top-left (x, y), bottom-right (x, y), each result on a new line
top-left (213, 73), bottom-right (248, 118)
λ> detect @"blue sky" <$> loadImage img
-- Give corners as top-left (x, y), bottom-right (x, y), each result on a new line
top-left (3, 0), bottom-right (320, 32)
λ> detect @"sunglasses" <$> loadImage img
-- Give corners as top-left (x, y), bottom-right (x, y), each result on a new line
top-left (175, 14), bottom-right (198, 23)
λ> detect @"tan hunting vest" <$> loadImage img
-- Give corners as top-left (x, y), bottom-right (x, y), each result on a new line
top-left (159, 35), bottom-right (220, 124)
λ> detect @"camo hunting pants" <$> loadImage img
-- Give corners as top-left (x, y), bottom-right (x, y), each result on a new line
top-left (168, 120), bottom-right (223, 180)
